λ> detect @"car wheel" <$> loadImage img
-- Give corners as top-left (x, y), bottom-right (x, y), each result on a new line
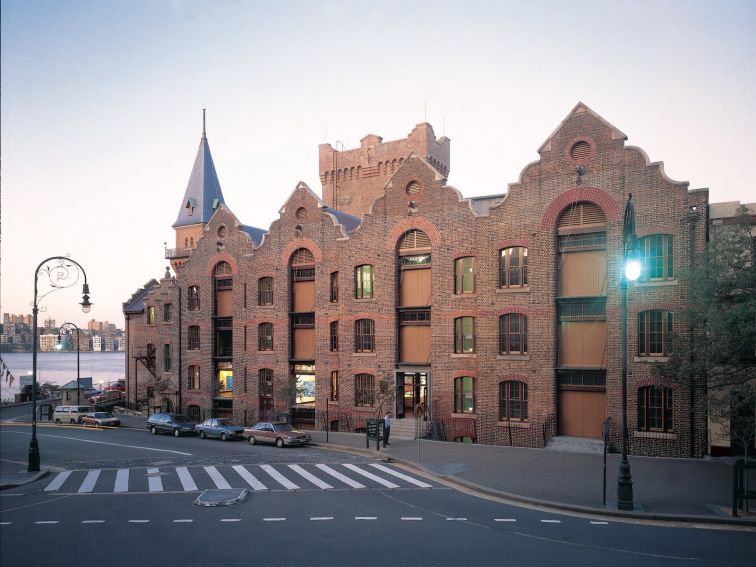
top-left (199, 431), bottom-right (206, 439)
top-left (275, 437), bottom-right (284, 448)
top-left (151, 426), bottom-right (158, 435)
top-left (221, 433), bottom-right (228, 442)
top-left (174, 428), bottom-right (181, 437)
top-left (55, 419), bottom-right (61, 424)
top-left (248, 436), bottom-right (256, 446)
top-left (70, 419), bottom-right (76, 424)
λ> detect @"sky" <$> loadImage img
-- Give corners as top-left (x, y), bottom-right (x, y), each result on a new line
top-left (1, 0), bottom-right (755, 327)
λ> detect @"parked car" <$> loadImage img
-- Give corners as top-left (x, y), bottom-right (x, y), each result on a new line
top-left (243, 422), bottom-right (312, 448)
top-left (53, 405), bottom-right (93, 424)
top-left (81, 412), bottom-right (121, 427)
top-left (146, 413), bottom-right (196, 437)
top-left (91, 390), bottom-right (123, 404)
top-left (194, 418), bottom-right (244, 441)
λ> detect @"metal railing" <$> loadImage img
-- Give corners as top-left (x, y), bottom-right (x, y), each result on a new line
top-left (165, 248), bottom-right (193, 260)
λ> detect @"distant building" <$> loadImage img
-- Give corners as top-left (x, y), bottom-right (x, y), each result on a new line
top-left (115, 337), bottom-right (126, 352)
top-left (105, 337), bottom-right (115, 352)
top-left (92, 335), bottom-right (102, 352)
top-left (3, 324), bottom-right (15, 335)
top-left (39, 334), bottom-right (58, 352)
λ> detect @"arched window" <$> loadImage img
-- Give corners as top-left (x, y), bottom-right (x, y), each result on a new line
top-left (499, 381), bottom-right (527, 421)
top-left (258, 323), bottom-right (273, 351)
top-left (638, 311), bottom-right (673, 356)
top-left (638, 386), bottom-right (673, 431)
top-left (258, 277), bottom-right (273, 305)
top-left (499, 247), bottom-right (528, 288)
top-left (499, 314), bottom-right (528, 355)
top-left (188, 325), bottom-right (200, 350)
top-left (354, 319), bottom-right (375, 352)
top-left (188, 286), bottom-right (200, 311)
top-left (454, 376), bottom-right (475, 413)
top-left (355, 265), bottom-right (374, 298)
top-left (355, 373), bottom-right (375, 407)
top-left (640, 235), bottom-right (674, 280)
top-left (188, 365), bottom-right (200, 389)
top-left (454, 317), bottom-right (475, 353)
top-left (454, 257), bottom-right (475, 294)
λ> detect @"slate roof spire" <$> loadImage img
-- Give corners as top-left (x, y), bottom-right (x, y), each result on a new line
top-left (173, 109), bottom-right (226, 227)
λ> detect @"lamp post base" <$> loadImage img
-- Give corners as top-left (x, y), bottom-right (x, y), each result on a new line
top-left (617, 458), bottom-right (634, 510)
top-left (28, 438), bottom-right (40, 473)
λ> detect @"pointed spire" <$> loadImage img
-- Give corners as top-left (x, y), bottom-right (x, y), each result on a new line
top-left (172, 110), bottom-right (226, 228)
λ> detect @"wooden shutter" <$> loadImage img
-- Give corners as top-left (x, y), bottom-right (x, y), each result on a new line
top-left (216, 290), bottom-right (233, 317)
top-left (558, 321), bottom-right (607, 367)
top-left (558, 202), bottom-right (606, 233)
top-left (558, 251), bottom-right (607, 297)
top-left (399, 268), bottom-right (431, 307)
top-left (293, 281), bottom-right (315, 312)
top-left (399, 326), bottom-right (431, 363)
top-left (293, 328), bottom-right (315, 359)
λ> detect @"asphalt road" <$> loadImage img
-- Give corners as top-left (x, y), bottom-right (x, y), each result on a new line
top-left (2, 420), bottom-right (755, 567)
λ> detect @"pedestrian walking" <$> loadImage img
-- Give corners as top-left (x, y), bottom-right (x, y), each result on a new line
top-left (383, 411), bottom-right (391, 447)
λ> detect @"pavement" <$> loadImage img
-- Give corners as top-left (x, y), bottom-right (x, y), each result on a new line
top-left (3, 410), bottom-right (754, 526)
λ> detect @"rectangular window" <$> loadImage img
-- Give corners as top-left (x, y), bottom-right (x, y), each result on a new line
top-left (163, 303), bottom-right (173, 323)
top-left (355, 319), bottom-right (375, 353)
top-left (638, 311), bottom-right (673, 356)
top-left (454, 376), bottom-right (475, 413)
top-left (147, 306), bottom-right (155, 325)
top-left (258, 323), bottom-right (273, 351)
top-left (640, 235), bottom-right (674, 280)
top-left (330, 371), bottom-right (339, 401)
top-left (500, 247), bottom-right (528, 288)
top-left (558, 232), bottom-right (607, 251)
top-left (330, 272), bottom-right (339, 303)
top-left (188, 286), bottom-right (200, 311)
top-left (454, 257), bottom-right (475, 294)
top-left (163, 344), bottom-right (172, 372)
top-left (258, 277), bottom-right (273, 306)
top-left (355, 265), bottom-right (374, 299)
top-left (188, 325), bottom-right (200, 350)
top-left (259, 369), bottom-right (273, 397)
top-left (638, 386), bottom-right (673, 432)
top-left (499, 314), bottom-right (528, 355)
top-left (330, 321), bottom-right (339, 352)
top-left (188, 365), bottom-right (200, 390)
top-left (558, 299), bottom-right (606, 320)
top-left (454, 317), bottom-right (475, 354)
top-left (499, 381), bottom-right (528, 421)
top-left (355, 373), bottom-right (374, 407)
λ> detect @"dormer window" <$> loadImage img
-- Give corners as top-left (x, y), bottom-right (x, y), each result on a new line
top-left (185, 198), bottom-right (197, 216)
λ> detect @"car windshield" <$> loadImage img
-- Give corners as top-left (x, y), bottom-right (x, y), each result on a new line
top-left (272, 424), bottom-right (293, 432)
top-left (93, 413), bottom-right (110, 418)
top-left (216, 419), bottom-right (229, 426)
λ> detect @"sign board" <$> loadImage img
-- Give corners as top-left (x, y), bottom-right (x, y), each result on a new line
top-left (366, 419), bottom-right (383, 450)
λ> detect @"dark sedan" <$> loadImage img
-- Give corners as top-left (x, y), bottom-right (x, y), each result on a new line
top-left (243, 422), bottom-right (312, 448)
top-left (194, 418), bottom-right (244, 441)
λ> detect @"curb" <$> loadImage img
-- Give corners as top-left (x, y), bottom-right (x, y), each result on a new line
top-left (313, 442), bottom-right (756, 528)
top-left (0, 469), bottom-right (50, 490)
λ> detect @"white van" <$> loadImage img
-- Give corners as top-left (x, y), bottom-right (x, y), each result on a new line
top-left (53, 405), bottom-right (92, 424)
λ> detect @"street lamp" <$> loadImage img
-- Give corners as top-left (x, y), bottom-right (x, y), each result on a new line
top-left (617, 194), bottom-right (640, 510)
top-left (29, 256), bottom-right (92, 472)
top-left (57, 322), bottom-right (82, 405)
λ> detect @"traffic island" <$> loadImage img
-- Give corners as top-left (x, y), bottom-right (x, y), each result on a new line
top-left (194, 488), bottom-right (248, 507)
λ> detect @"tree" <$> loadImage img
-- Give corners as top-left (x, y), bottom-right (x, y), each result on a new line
top-left (653, 206), bottom-right (755, 458)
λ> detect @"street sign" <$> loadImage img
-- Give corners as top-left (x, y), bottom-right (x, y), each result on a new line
top-left (366, 419), bottom-right (383, 450)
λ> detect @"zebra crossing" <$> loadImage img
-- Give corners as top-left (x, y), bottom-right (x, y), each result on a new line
top-left (42, 462), bottom-right (437, 495)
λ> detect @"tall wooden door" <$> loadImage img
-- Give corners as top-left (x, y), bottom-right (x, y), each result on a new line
top-left (558, 390), bottom-right (605, 439)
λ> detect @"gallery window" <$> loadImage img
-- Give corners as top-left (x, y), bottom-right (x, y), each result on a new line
top-left (188, 325), bottom-right (200, 350)
top-left (258, 277), bottom-right (273, 306)
top-left (638, 310), bottom-right (673, 356)
top-left (355, 265), bottom-right (374, 299)
top-left (354, 319), bottom-right (375, 353)
top-left (640, 235), bottom-right (674, 280)
top-left (188, 365), bottom-right (200, 390)
top-left (454, 257), bottom-right (476, 294)
top-left (163, 344), bottom-right (172, 373)
top-left (258, 322), bottom-right (273, 351)
top-left (499, 314), bottom-right (528, 355)
top-left (330, 321), bottom-right (339, 352)
top-left (355, 373), bottom-right (375, 407)
top-left (188, 286), bottom-right (200, 311)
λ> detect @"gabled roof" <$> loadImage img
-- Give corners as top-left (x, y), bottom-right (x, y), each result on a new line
top-left (122, 279), bottom-right (159, 314)
top-left (61, 377), bottom-right (93, 390)
top-left (323, 207), bottom-right (361, 233)
top-left (173, 115), bottom-right (226, 228)
top-left (240, 224), bottom-right (267, 246)
top-left (537, 102), bottom-right (627, 154)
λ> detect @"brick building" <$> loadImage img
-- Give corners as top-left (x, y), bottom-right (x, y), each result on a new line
top-left (124, 103), bottom-right (715, 457)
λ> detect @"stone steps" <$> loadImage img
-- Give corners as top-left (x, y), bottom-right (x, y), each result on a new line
top-left (390, 418), bottom-right (421, 439)
top-left (546, 436), bottom-right (605, 455)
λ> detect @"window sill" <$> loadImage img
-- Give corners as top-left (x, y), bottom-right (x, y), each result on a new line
top-left (328, 400), bottom-right (339, 405)
top-left (497, 420), bottom-right (530, 429)
top-left (497, 354), bottom-right (530, 361)
top-left (257, 304), bottom-right (275, 309)
top-left (451, 413), bottom-right (477, 419)
top-left (633, 356), bottom-right (670, 363)
top-left (353, 352), bottom-right (376, 357)
top-left (634, 430), bottom-right (677, 440)
top-left (635, 279), bottom-right (678, 287)
top-left (452, 292), bottom-right (476, 298)
top-left (354, 297), bottom-right (375, 302)
top-left (496, 286), bottom-right (530, 294)
top-left (451, 353), bottom-right (477, 358)
top-left (329, 350), bottom-right (340, 355)
top-left (257, 350), bottom-right (276, 355)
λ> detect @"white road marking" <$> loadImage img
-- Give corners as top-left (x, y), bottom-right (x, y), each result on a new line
top-left (231, 465), bottom-right (267, 491)
top-left (369, 463), bottom-right (433, 488)
top-left (262, 518), bottom-right (286, 522)
top-left (590, 521), bottom-right (609, 525)
top-left (173, 519), bottom-right (193, 523)
top-left (541, 519), bottom-right (561, 523)
top-left (260, 464), bottom-right (299, 490)
top-left (35, 433), bottom-right (192, 455)
top-left (44, 470), bottom-right (72, 492)
top-left (35, 521), bottom-right (58, 524)
top-left (401, 517), bottom-right (423, 521)
top-left (78, 470), bottom-right (101, 493)
top-left (175, 467), bottom-right (197, 491)
top-left (495, 518), bottom-right (517, 522)
top-left (343, 464), bottom-right (399, 488)
top-left (81, 520), bottom-right (105, 524)
top-left (310, 517), bottom-right (333, 521)
top-left (204, 466), bottom-right (231, 489)
top-left (315, 464), bottom-right (366, 489)
top-left (146, 468), bottom-right (163, 492)
top-left (355, 517), bottom-right (377, 520)
top-left (446, 517), bottom-right (467, 521)
top-left (128, 520), bottom-right (149, 523)
top-left (220, 519), bottom-right (241, 522)
top-left (288, 465), bottom-right (333, 489)
top-left (0, 522), bottom-right (11, 525)
top-left (114, 469), bottom-right (129, 493)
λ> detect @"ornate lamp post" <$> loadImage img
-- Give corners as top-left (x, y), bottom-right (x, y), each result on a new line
top-left (29, 256), bottom-right (92, 472)
top-left (617, 194), bottom-right (640, 510)
top-left (57, 322), bottom-right (82, 405)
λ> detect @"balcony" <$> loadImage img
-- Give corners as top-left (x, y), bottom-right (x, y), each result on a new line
top-left (165, 248), bottom-right (193, 260)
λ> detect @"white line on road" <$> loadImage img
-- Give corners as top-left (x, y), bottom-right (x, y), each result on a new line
top-left (128, 520), bottom-right (149, 523)
top-left (220, 519), bottom-right (241, 522)
top-left (260, 464), bottom-right (299, 490)
top-left (590, 521), bottom-right (609, 525)
top-left (35, 521), bottom-right (58, 524)
top-left (446, 517), bottom-right (467, 521)
top-left (78, 470), bottom-right (101, 493)
top-left (288, 464), bottom-right (333, 489)
top-left (231, 465), bottom-right (267, 491)
top-left (355, 517), bottom-right (377, 520)
top-left (262, 518), bottom-right (286, 522)
top-left (0, 522), bottom-right (11, 525)
top-left (494, 519), bottom-right (517, 522)
top-left (315, 464), bottom-right (366, 489)
top-left (369, 463), bottom-right (433, 488)
top-left (310, 517), bottom-right (333, 521)
top-left (400, 517), bottom-right (423, 521)
top-left (114, 469), bottom-right (129, 493)
top-left (44, 470), bottom-right (72, 492)
top-left (81, 520), bottom-right (105, 524)
top-left (540, 519), bottom-right (561, 523)
top-left (146, 468), bottom-right (163, 492)
top-left (175, 467), bottom-right (197, 491)
top-left (343, 464), bottom-right (399, 488)
top-left (33, 433), bottom-right (192, 455)
top-left (173, 519), bottom-right (193, 523)
top-left (204, 466), bottom-right (231, 489)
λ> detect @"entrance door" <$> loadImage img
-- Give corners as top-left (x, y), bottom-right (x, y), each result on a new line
top-left (558, 390), bottom-right (605, 439)
top-left (396, 372), bottom-right (427, 418)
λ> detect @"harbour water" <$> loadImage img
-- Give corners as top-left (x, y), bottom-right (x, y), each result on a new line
top-left (0, 352), bottom-right (125, 401)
